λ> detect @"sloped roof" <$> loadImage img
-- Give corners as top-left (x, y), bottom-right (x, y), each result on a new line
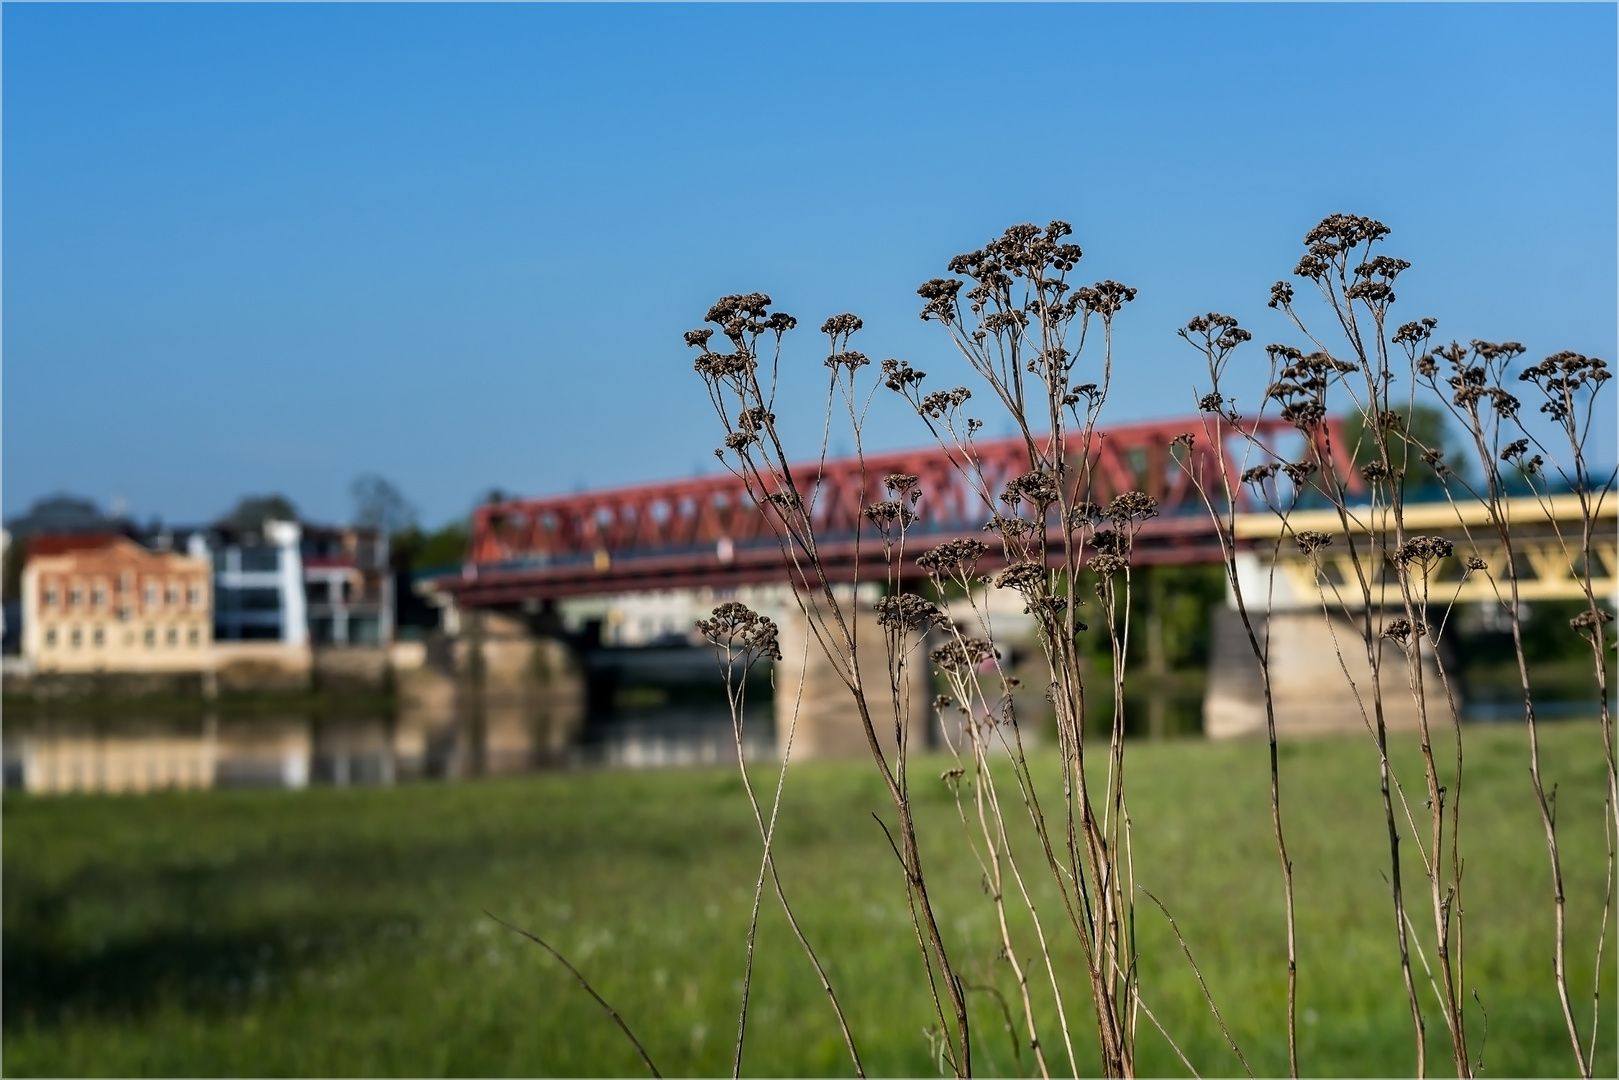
top-left (26, 533), bottom-right (129, 557)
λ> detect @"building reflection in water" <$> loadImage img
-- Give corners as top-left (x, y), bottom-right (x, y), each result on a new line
top-left (4, 705), bottom-right (771, 795)
top-left (3, 618), bottom-right (785, 796)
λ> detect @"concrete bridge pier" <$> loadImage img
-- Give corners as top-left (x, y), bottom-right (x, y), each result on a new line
top-left (775, 597), bottom-right (936, 762)
top-left (394, 608), bottom-right (585, 776)
top-left (1204, 605), bottom-right (1448, 739)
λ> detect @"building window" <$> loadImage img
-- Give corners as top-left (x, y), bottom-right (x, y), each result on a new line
top-left (45, 627), bottom-right (57, 647)
top-left (187, 627), bottom-right (200, 646)
top-left (118, 606), bottom-right (132, 623)
top-left (240, 548), bottom-right (279, 572)
top-left (350, 615), bottom-right (382, 646)
top-left (92, 582), bottom-right (107, 607)
top-left (187, 583), bottom-right (202, 608)
top-left (163, 626), bottom-right (176, 646)
top-left (166, 583), bottom-right (180, 606)
top-left (145, 583), bottom-right (159, 609)
top-left (70, 627), bottom-right (82, 648)
top-left (144, 627), bottom-right (156, 647)
top-left (69, 585), bottom-right (84, 608)
top-left (238, 588), bottom-right (282, 612)
top-left (93, 626), bottom-right (105, 647)
top-left (44, 583), bottom-right (59, 608)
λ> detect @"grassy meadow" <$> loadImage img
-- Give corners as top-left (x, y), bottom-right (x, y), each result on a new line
top-left (4, 721), bottom-right (1614, 1077)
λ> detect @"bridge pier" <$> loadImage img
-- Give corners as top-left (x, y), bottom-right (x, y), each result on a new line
top-left (775, 597), bottom-right (936, 761)
top-left (395, 609), bottom-right (585, 776)
top-left (1204, 606), bottom-right (1448, 738)
top-left (1206, 497), bottom-right (1618, 739)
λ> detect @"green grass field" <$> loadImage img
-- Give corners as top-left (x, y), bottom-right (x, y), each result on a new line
top-left (4, 722), bottom-right (1614, 1077)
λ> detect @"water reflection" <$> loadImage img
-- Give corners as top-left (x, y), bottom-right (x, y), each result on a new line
top-left (4, 635), bottom-right (782, 794)
top-left (5, 718), bottom-right (370, 795)
top-left (4, 704), bottom-right (779, 795)
top-left (572, 704), bottom-right (775, 769)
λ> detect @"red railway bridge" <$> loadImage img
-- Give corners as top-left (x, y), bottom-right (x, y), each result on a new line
top-left (433, 417), bottom-right (1353, 608)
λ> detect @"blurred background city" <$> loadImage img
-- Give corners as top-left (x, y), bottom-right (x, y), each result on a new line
top-left (3, 4), bottom-right (1614, 1076)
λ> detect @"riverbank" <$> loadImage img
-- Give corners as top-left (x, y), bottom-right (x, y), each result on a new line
top-left (4, 722), bottom-right (1612, 1076)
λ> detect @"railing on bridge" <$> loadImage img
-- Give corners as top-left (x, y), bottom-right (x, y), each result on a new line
top-left (441, 416), bottom-right (1354, 605)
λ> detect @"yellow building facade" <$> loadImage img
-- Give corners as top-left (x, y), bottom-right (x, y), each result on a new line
top-left (21, 535), bottom-right (212, 673)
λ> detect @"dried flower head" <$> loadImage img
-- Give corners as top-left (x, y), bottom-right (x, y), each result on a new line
top-left (820, 313), bottom-right (863, 340)
top-left (1001, 468), bottom-right (1060, 510)
top-left (1067, 502), bottom-right (1105, 528)
top-left (1063, 383), bottom-right (1100, 409)
top-left (917, 538), bottom-right (989, 575)
top-left (693, 351), bottom-right (756, 380)
top-left (1074, 280), bottom-right (1138, 319)
top-left (1396, 535), bottom-right (1454, 570)
top-left (1182, 312), bottom-right (1252, 353)
top-left (1296, 530), bottom-right (1334, 555)
top-left (919, 387), bottom-right (972, 418)
top-left (737, 406), bottom-right (775, 433)
top-left (1570, 608), bottom-right (1615, 631)
top-left (1283, 460), bottom-right (1319, 486)
top-left (1519, 351), bottom-right (1611, 422)
top-left (993, 560), bottom-right (1047, 593)
top-left (765, 490), bottom-right (803, 512)
top-left (1281, 401), bottom-right (1328, 428)
top-left (1024, 594), bottom-right (1072, 623)
top-left (1465, 555), bottom-right (1488, 572)
top-left (881, 358), bottom-right (926, 392)
top-left (983, 514), bottom-right (1038, 542)
top-left (1393, 318), bottom-right (1438, 349)
top-left (875, 592), bottom-right (950, 633)
top-left (697, 602), bottom-right (782, 661)
top-left (704, 292), bottom-right (795, 345)
top-left (1420, 447), bottom-right (1451, 477)
top-left (1106, 491), bottom-right (1158, 525)
top-left (1088, 553), bottom-right (1128, 578)
top-left (917, 277), bottom-right (964, 323)
top-left (1090, 529), bottom-right (1128, 555)
top-left (825, 351), bottom-right (870, 373)
top-left (930, 637), bottom-right (998, 672)
top-left (864, 500), bottom-right (918, 532)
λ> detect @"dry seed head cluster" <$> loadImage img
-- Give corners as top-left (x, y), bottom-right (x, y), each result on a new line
top-left (696, 602), bottom-right (783, 661)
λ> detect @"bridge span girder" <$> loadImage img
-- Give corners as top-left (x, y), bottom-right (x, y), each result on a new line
top-left (1232, 494), bottom-right (1617, 612)
top-left (435, 416), bottom-right (1353, 607)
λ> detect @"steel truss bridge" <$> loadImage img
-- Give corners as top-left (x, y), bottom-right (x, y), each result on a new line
top-left (435, 417), bottom-right (1368, 607)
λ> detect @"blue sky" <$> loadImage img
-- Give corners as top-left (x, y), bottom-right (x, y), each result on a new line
top-left (5, 3), bottom-right (1614, 528)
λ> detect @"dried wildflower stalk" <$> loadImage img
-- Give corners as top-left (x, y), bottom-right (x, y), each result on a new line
top-left (697, 602), bottom-right (864, 1078)
top-left (1175, 314), bottom-right (1301, 1077)
top-left (1252, 216), bottom-right (1475, 1076)
top-left (690, 299), bottom-right (972, 1075)
top-left (1405, 332), bottom-right (1615, 1078)
top-left (1245, 214), bottom-right (1613, 1078)
top-left (900, 222), bottom-right (1160, 1077)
